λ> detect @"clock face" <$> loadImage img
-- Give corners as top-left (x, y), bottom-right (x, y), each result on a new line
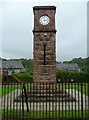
top-left (39, 15), bottom-right (50, 25)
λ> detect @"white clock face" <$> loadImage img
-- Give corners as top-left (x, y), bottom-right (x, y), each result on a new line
top-left (39, 15), bottom-right (50, 25)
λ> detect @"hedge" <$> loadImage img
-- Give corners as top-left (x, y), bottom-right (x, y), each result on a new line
top-left (56, 69), bottom-right (89, 83)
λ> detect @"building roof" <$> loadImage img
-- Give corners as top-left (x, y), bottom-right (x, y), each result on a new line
top-left (56, 63), bottom-right (80, 71)
top-left (0, 60), bottom-right (26, 72)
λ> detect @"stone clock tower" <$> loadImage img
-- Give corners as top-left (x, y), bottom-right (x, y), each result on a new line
top-left (33, 6), bottom-right (56, 83)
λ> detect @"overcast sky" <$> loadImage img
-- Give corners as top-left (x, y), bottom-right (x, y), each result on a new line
top-left (0, 0), bottom-right (88, 62)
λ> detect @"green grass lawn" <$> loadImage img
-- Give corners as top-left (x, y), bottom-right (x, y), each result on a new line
top-left (0, 85), bottom-right (21, 97)
top-left (1, 109), bottom-right (89, 119)
top-left (0, 83), bottom-right (89, 97)
top-left (58, 83), bottom-right (89, 95)
top-left (14, 73), bottom-right (33, 82)
top-left (0, 84), bottom-right (32, 97)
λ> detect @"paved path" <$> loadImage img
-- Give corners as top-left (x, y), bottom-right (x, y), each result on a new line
top-left (0, 89), bottom-right (89, 111)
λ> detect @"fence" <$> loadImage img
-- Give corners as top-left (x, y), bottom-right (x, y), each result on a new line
top-left (1, 82), bottom-right (89, 119)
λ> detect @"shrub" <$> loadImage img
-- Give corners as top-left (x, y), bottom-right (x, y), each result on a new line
top-left (56, 69), bottom-right (88, 83)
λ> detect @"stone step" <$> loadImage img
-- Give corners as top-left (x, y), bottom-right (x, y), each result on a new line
top-left (21, 93), bottom-right (69, 98)
top-left (27, 90), bottom-right (66, 93)
top-left (14, 96), bottom-right (75, 102)
top-left (33, 84), bottom-right (57, 89)
top-left (15, 94), bottom-right (70, 99)
top-left (14, 90), bottom-right (76, 102)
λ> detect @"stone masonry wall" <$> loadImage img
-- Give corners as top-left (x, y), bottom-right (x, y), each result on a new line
top-left (33, 7), bottom-right (56, 83)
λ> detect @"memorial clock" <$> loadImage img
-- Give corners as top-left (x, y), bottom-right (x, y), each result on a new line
top-left (33, 6), bottom-right (56, 83)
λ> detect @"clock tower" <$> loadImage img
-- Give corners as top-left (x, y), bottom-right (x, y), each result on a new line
top-left (33, 6), bottom-right (56, 83)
